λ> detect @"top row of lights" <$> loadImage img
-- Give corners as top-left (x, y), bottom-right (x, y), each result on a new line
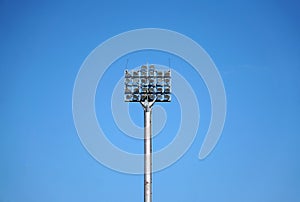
top-left (125, 65), bottom-right (171, 78)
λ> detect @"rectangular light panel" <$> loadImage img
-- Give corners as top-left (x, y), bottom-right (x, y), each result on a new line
top-left (124, 65), bottom-right (171, 102)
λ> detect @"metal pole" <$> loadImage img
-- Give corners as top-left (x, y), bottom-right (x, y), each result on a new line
top-left (144, 105), bottom-right (152, 202)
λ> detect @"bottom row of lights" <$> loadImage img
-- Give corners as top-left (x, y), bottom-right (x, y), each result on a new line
top-left (125, 94), bottom-right (171, 102)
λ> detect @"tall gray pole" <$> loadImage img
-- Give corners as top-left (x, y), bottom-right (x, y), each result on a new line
top-left (144, 105), bottom-right (152, 202)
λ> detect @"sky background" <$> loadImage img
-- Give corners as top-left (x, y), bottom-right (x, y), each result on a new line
top-left (1, 0), bottom-right (300, 202)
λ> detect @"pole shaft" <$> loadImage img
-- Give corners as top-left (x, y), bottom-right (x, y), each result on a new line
top-left (144, 107), bottom-right (152, 202)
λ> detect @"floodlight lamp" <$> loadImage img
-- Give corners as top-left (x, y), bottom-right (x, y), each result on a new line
top-left (149, 78), bottom-right (155, 86)
top-left (164, 86), bottom-right (171, 93)
top-left (164, 70), bottom-right (171, 77)
top-left (124, 94), bottom-right (133, 102)
top-left (125, 70), bottom-right (131, 78)
top-left (156, 87), bottom-right (163, 93)
top-left (157, 71), bottom-right (163, 77)
top-left (164, 94), bottom-right (171, 101)
top-left (125, 86), bottom-right (132, 94)
top-left (148, 94), bottom-right (156, 102)
top-left (156, 94), bottom-right (163, 101)
top-left (133, 70), bottom-right (140, 78)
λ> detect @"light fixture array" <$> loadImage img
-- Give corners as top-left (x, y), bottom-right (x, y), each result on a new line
top-left (124, 64), bottom-right (171, 102)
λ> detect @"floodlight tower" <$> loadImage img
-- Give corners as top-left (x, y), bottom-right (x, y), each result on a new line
top-left (124, 64), bottom-right (171, 202)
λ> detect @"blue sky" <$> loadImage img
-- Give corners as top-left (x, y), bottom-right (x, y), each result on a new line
top-left (1, 0), bottom-right (300, 201)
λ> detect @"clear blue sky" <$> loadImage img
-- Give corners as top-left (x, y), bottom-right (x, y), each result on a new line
top-left (1, 0), bottom-right (300, 201)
